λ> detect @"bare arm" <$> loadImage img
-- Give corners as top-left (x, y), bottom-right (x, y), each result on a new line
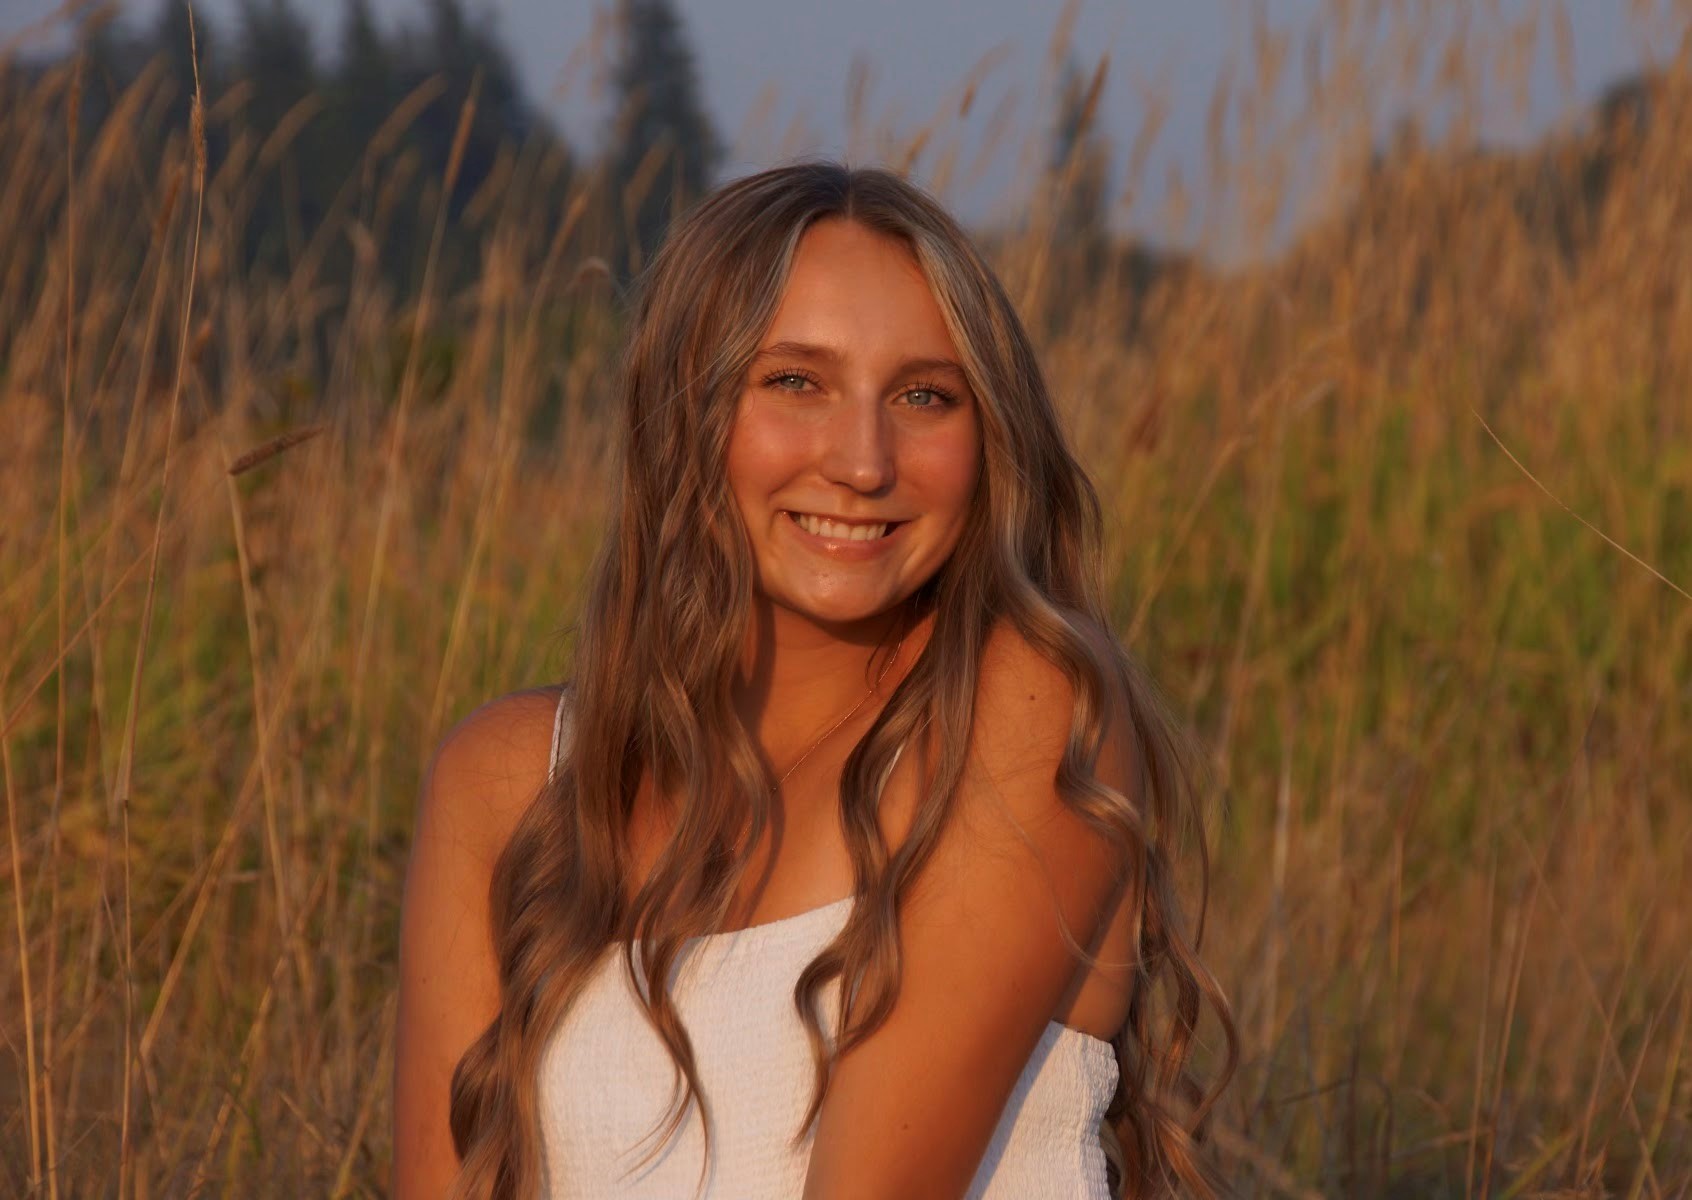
top-left (802, 626), bottom-right (1134, 1199)
top-left (392, 686), bottom-right (562, 1199)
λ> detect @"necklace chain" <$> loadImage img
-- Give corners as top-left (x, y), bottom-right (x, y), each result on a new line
top-left (772, 632), bottom-right (907, 792)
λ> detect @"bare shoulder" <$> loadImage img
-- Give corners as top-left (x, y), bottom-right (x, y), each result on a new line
top-left (419, 683), bottom-right (569, 868)
top-left (803, 618), bottom-right (1134, 1196)
top-left (966, 616), bottom-right (1135, 807)
top-left (393, 684), bottom-right (567, 1196)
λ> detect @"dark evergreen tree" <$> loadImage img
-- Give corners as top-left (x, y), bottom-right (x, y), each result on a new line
top-left (235, 0), bottom-right (316, 143)
top-left (72, 6), bottom-right (143, 142)
top-left (370, 0), bottom-right (551, 297)
top-left (605, 0), bottom-right (722, 281)
top-left (1049, 53), bottom-right (1112, 253)
top-left (1038, 52), bottom-right (1118, 332)
top-left (148, 0), bottom-right (220, 138)
top-left (333, 0), bottom-right (396, 148)
top-left (233, 0), bottom-right (321, 275)
top-left (409, 0), bottom-right (530, 214)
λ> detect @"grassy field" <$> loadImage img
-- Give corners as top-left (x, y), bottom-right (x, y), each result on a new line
top-left (3, 2), bottom-right (1690, 1195)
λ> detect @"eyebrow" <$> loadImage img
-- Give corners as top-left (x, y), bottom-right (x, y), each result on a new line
top-left (752, 340), bottom-right (969, 379)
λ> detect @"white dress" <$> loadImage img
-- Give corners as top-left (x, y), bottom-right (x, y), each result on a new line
top-left (536, 690), bottom-right (1121, 1198)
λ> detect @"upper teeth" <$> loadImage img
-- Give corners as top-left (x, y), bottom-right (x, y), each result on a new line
top-left (791, 512), bottom-right (889, 541)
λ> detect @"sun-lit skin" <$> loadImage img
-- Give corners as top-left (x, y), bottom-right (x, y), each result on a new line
top-left (725, 217), bottom-right (982, 725)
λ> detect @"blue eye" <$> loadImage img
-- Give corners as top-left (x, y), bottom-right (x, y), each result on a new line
top-left (902, 382), bottom-right (959, 409)
top-left (761, 369), bottom-right (821, 391)
top-left (759, 368), bottom-right (961, 409)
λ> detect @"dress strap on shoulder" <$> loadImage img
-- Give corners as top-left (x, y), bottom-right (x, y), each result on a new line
top-left (547, 684), bottom-right (575, 783)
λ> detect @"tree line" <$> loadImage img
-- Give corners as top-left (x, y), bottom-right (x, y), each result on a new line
top-left (18, 0), bottom-right (722, 295)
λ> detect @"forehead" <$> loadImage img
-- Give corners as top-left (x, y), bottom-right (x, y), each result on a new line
top-left (756, 218), bottom-right (962, 367)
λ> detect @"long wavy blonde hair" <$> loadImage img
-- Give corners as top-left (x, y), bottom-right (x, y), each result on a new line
top-left (447, 160), bottom-right (1236, 1198)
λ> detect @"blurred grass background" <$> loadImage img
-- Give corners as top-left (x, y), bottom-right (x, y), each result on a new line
top-left (2, 0), bottom-right (1690, 1195)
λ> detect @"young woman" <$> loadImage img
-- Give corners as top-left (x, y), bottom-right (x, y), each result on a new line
top-left (393, 161), bottom-right (1234, 1199)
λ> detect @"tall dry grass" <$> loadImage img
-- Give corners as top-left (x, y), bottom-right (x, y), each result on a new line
top-left (2, 1), bottom-right (1689, 1195)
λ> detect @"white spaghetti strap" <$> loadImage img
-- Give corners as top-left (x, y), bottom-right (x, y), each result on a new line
top-left (546, 685), bottom-right (574, 783)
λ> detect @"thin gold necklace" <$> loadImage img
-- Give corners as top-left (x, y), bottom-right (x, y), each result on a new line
top-left (771, 631), bottom-right (907, 792)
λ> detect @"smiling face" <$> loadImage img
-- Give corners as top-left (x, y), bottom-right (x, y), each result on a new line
top-left (725, 217), bottom-right (983, 632)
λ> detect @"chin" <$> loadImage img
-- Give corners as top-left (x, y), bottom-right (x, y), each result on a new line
top-left (777, 590), bottom-right (904, 629)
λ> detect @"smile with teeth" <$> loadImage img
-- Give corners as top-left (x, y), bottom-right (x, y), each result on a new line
top-left (786, 511), bottom-right (899, 541)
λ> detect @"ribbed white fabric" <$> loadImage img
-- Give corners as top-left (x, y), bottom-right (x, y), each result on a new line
top-left (537, 688), bottom-right (1120, 1199)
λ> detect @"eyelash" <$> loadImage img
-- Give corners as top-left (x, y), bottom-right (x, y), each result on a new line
top-left (759, 368), bottom-right (961, 409)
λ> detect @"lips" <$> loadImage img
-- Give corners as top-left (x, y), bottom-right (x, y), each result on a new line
top-left (784, 511), bottom-right (903, 541)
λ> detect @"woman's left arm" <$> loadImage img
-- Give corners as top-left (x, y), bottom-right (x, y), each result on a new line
top-left (802, 624), bottom-right (1134, 1200)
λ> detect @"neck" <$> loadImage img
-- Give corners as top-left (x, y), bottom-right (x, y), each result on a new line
top-left (733, 599), bottom-right (925, 753)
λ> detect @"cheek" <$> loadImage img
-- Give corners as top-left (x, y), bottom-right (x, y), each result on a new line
top-left (902, 424), bottom-right (981, 519)
top-left (724, 405), bottom-right (799, 509)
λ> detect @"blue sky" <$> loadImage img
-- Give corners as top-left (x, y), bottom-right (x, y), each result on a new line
top-left (4, 1), bottom-right (1678, 258)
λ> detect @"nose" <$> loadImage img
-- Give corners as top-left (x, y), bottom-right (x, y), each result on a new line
top-left (818, 392), bottom-right (895, 495)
